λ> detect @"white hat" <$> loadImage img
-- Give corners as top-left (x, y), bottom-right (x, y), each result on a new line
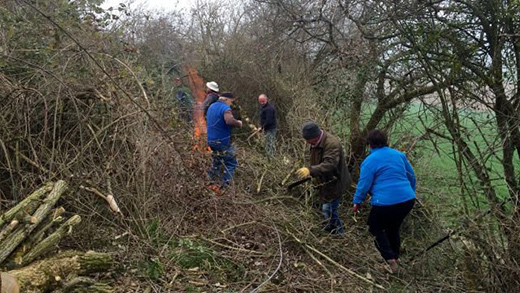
top-left (206, 81), bottom-right (219, 92)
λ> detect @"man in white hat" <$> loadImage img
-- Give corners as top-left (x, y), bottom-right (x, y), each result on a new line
top-left (203, 81), bottom-right (220, 117)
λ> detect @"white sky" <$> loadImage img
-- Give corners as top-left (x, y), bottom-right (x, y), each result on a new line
top-left (101, 0), bottom-right (193, 12)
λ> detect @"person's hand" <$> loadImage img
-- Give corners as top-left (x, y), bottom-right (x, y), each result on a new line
top-left (237, 120), bottom-right (243, 127)
top-left (352, 204), bottom-right (361, 214)
top-left (295, 167), bottom-right (310, 179)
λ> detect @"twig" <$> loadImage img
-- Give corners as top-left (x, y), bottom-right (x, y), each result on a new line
top-left (232, 196), bottom-right (299, 205)
top-left (109, 56), bottom-right (150, 108)
top-left (409, 196), bottom-right (513, 263)
top-left (0, 139), bottom-right (15, 190)
top-left (250, 221), bottom-right (283, 293)
top-left (287, 230), bottom-right (386, 290)
top-left (302, 246), bottom-right (335, 292)
top-left (196, 236), bottom-right (264, 255)
top-left (7, 146), bottom-right (56, 177)
top-left (221, 221), bottom-right (257, 233)
top-left (257, 169), bottom-right (267, 193)
top-left (80, 186), bottom-right (122, 216)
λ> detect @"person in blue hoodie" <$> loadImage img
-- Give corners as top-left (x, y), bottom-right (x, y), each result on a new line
top-left (352, 129), bottom-right (416, 273)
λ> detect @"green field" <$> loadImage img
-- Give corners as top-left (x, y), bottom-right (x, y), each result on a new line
top-left (335, 101), bottom-right (517, 226)
top-left (394, 103), bottom-right (514, 223)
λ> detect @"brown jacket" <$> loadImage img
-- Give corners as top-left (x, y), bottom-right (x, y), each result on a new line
top-left (308, 131), bottom-right (352, 202)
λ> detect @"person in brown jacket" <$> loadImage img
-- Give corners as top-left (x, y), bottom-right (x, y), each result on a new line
top-left (296, 121), bottom-right (352, 235)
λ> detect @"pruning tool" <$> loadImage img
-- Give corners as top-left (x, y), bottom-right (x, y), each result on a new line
top-left (286, 177), bottom-right (312, 191)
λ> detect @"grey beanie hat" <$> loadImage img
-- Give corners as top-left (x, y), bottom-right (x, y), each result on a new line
top-left (302, 122), bottom-right (321, 139)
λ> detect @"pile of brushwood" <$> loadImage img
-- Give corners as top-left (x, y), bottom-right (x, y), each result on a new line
top-left (0, 180), bottom-right (114, 292)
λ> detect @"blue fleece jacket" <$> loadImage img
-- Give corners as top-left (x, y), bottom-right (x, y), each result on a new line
top-left (353, 147), bottom-right (416, 206)
top-left (206, 101), bottom-right (232, 146)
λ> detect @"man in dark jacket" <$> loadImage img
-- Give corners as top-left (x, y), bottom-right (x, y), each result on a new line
top-left (296, 122), bottom-right (352, 235)
top-left (258, 94), bottom-right (277, 156)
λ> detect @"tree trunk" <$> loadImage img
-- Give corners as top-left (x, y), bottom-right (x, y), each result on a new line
top-left (8, 250), bottom-right (114, 293)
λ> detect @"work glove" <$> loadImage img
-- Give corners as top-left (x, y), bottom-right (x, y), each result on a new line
top-left (352, 204), bottom-right (361, 214)
top-left (295, 167), bottom-right (310, 179)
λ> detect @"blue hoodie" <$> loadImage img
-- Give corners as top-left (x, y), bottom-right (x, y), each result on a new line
top-left (353, 147), bottom-right (416, 206)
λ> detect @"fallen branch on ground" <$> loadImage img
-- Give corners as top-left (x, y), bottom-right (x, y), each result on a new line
top-left (287, 229), bottom-right (386, 291)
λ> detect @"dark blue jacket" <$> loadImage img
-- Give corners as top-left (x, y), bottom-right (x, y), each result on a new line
top-left (260, 103), bottom-right (276, 131)
top-left (206, 101), bottom-right (232, 146)
top-left (353, 147), bottom-right (416, 206)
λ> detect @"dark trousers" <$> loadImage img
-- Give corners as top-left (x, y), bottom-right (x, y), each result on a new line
top-left (367, 199), bottom-right (415, 261)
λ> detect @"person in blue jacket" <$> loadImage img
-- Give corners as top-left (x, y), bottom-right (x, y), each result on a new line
top-left (206, 92), bottom-right (242, 194)
top-left (352, 129), bottom-right (416, 273)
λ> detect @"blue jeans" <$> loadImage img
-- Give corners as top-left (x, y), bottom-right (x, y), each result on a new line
top-left (208, 144), bottom-right (238, 187)
top-left (322, 198), bottom-right (344, 234)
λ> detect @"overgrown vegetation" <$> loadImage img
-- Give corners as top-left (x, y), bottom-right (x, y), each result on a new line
top-left (1, 0), bottom-right (519, 291)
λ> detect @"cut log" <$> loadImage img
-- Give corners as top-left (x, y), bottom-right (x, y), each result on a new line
top-left (0, 182), bottom-right (54, 227)
top-left (1, 272), bottom-right (20, 293)
top-left (22, 216), bottom-right (37, 224)
top-left (8, 250), bottom-right (114, 293)
top-left (0, 220), bottom-right (19, 243)
top-left (21, 215), bottom-right (81, 266)
top-left (24, 207), bottom-right (65, 251)
top-left (4, 208), bottom-right (66, 268)
top-left (0, 180), bottom-right (67, 264)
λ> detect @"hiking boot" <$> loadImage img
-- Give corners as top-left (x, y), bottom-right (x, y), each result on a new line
top-left (387, 259), bottom-right (399, 274)
top-left (330, 231), bottom-right (346, 239)
top-left (208, 184), bottom-right (221, 195)
top-left (323, 224), bottom-right (336, 233)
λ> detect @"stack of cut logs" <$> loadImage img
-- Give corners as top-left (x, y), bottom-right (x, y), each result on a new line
top-left (0, 180), bottom-right (114, 292)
